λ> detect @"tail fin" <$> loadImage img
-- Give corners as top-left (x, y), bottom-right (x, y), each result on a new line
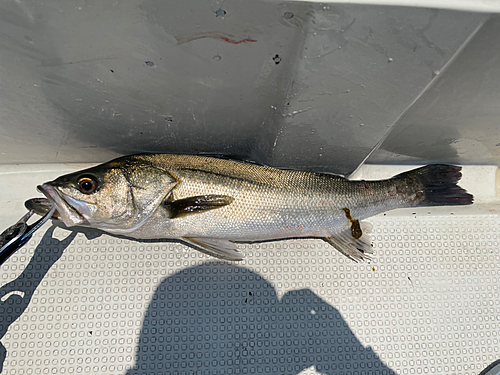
top-left (399, 164), bottom-right (473, 206)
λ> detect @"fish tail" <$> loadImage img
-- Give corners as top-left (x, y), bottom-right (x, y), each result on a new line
top-left (399, 164), bottom-right (473, 206)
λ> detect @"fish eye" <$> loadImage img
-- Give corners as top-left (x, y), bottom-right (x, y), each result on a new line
top-left (77, 176), bottom-right (98, 194)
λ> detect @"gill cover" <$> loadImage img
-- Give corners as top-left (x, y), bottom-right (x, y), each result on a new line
top-left (119, 164), bottom-right (178, 231)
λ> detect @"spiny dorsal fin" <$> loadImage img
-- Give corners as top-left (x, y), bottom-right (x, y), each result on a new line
top-left (163, 195), bottom-right (233, 218)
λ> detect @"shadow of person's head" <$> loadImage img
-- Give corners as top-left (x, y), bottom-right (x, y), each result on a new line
top-left (127, 262), bottom-right (396, 375)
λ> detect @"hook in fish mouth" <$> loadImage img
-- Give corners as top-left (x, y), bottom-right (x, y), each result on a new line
top-left (36, 184), bottom-right (90, 227)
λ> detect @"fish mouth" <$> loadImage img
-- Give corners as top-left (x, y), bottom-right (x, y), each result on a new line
top-left (25, 198), bottom-right (62, 220)
top-left (37, 184), bottom-right (90, 227)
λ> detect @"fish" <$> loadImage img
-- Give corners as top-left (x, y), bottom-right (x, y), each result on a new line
top-left (28, 154), bottom-right (473, 262)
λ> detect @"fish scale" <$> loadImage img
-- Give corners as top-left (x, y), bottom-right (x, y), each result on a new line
top-left (147, 155), bottom-right (399, 238)
top-left (32, 154), bottom-right (473, 262)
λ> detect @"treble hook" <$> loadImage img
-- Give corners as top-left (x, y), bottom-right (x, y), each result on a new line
top-left (0, 205), bottom-right (56, 267)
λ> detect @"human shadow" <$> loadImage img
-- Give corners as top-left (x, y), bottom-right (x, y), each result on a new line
top-left (127, 263), bottom-right (396, 375)
top-left (0, 226), bottom-right (77, 373)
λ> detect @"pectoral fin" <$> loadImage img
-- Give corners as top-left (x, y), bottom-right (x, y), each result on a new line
top-left (164, 195), bottom-right (234, 218)
top-left (324, 221), bottom-right (373, 262)
top-left (183, 237), bottom-right (244, 261)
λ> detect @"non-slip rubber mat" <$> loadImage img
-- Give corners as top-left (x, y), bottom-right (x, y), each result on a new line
top-left (1, 213), bottom-right (499, 375)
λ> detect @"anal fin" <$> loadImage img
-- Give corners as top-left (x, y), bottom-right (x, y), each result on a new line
top-left (324, 221), bottom-right (373, 263)
top-left (183, 237), bottom-right (244, 261)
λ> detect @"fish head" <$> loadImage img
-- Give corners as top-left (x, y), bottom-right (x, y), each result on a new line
top-left (37, 157), bottom-right (177, 233)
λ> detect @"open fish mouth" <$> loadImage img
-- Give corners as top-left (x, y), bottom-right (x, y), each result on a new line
top-left (37, 184), bottom-right (90, 227)
top-left (25, 197), bottom-right (62, 220)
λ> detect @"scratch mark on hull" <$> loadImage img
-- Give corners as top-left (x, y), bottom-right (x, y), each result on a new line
top-left (176, 32), bottom-right (257, 46)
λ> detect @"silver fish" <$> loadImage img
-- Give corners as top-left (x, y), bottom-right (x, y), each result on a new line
top-left (31, 154), bottom-right (473, 261)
